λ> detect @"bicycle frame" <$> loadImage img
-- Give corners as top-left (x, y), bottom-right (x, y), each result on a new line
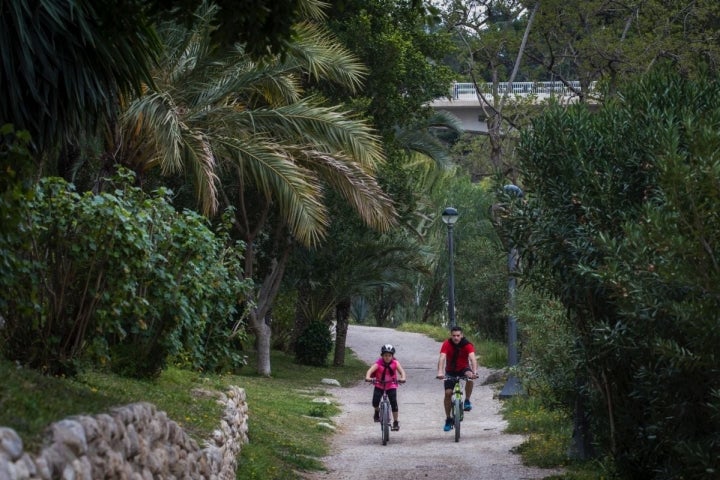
top-left (444, 376), bottom-right (467, 442)
top-left (369, 379), bottom-right (397, 445)
top-left (379, 390), bottom-right (391, 445)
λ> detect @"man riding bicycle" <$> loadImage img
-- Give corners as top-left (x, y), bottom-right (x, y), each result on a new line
top-left (436, 326), bottom-right (478, 431)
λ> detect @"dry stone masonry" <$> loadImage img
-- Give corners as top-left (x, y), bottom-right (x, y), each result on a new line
top-left (0, 385), bottom-right (248, 480)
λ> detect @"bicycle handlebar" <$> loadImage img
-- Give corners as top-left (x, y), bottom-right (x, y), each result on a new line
top-left (365, 378), bottom-right (406, 384)
top-left (439, 374), bottom-right (478, 381)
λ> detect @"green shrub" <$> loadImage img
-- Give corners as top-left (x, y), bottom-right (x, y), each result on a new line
top-left (0, 168), bottom-right (250, 377)
top-left (516, 288), bottom-right (576, 406)
top-left (509, 69), bottom-right (720, 477)
top-left (294, 321), bottom-right (333, 367)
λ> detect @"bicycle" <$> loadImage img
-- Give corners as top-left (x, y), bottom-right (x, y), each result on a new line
top-left (366, 378), bottom-right (403, 445)
top-left (443, 375), bottom-right (471, 442)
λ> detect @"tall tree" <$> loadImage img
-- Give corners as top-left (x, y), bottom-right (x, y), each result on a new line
top-left (326, 0), bottom-right (456, 134)
top-left (107, 1), bottom-right (397, 375)
top-left (0, 0), bottom-right (159, 158)
top-left (439, 0), bottom-right (537, 180)
top-left (505, 69), bottom-right (720, 476)
top-left (523, 0), bottom-right (720, 90)
top-left (288, 0), bottom-right (461, 333)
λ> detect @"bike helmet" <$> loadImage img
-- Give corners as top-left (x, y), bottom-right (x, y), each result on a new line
top-left (380, 344), bottom-right (395, 354)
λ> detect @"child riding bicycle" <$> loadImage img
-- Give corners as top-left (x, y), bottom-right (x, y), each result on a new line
top-left (365, 344), bottom-right (407, 431)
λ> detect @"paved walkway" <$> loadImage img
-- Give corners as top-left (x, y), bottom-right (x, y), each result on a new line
top-left (303, 325), bottom-right (563, 480)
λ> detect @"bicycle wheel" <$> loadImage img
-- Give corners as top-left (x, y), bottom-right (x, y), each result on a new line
top-left (380, 401), bottom-right (390, 445)
top-left (453, 398), bottom-right (462, 442)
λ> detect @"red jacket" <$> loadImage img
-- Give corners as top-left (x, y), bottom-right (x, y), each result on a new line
top-left (440, 338), bottom-right (474, 371)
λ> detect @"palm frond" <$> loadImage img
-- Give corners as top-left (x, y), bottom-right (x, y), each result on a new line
top-left (185, 131), bottom-right (219, 216)
top-left (296, 0), bottom-right (330, 22)
top-left (428, 109), bottom-right (464, 133)
top-left (283, 22), bottom-right (367, 92)
top-left (298, 150), bottom-right (397, 233)
top-left (123, 92), bottom-right (186, 174)
top-left (247, 101), bottom-right (386, 169)
top-left (394, 128), bottom-right (452, 169)
top-left (216, 136), bottom-right (329, 246)
top-left (1, 0), bottom-right (159, 153)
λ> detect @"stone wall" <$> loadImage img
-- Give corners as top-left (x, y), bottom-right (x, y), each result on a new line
top-left (0, 385), bottom-right (248, 480)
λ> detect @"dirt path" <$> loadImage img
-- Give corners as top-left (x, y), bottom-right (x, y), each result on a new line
top-left (303, 325), bottom-right (563, 480)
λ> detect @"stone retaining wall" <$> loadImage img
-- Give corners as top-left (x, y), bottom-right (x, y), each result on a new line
top-left (0, 385), bottom-right (248, 479)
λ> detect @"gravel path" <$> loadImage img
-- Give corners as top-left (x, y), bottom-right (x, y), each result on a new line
top-left (303, 325), bottom-right (563, 480)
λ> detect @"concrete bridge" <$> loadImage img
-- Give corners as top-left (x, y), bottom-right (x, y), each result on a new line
top-left (429, 81), bottom-right (592, 133)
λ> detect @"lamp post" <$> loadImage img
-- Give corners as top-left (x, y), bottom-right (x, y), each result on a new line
top-left (442, 207), bottom-right (459, 327)
top-left (499, 185), bottom-right (524, 399)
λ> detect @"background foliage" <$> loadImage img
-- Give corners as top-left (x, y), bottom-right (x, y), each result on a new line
top-left (506, 69), bottom-right (720, 478)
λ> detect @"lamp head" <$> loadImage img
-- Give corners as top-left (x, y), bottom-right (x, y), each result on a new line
top-left (441, 207), bottom-right (459, 226)
top-left (503, 184), bottom-right (524, 198)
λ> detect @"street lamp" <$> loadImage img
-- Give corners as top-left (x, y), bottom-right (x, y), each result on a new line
top-left (499, 185), bottom-right (524, 399)
top-left (442, 207), bottom-right (459, 327)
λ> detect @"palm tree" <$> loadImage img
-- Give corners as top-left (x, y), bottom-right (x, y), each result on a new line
top-left (289, 110), bottom-right (464, 364)
top-left (0, 1), bottom-right (159, 160)
top-left (106, 0), bottom-right (397, 375)
top-left (291, 227), bottom-right (433, 366)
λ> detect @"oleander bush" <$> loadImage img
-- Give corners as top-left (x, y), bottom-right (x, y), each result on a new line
top-left (506, 68), bottom-right (720, 478)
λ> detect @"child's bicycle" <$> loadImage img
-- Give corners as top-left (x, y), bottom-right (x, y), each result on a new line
top-left (443, 375), bottom-right (472, 442)
top-left (366, 378), bottom-right (403, 445)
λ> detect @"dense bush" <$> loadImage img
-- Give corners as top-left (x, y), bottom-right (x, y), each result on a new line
top-left (294, 321), bottom-right (333, 366)
top-left (515, 288), bottom-right (576, 408)
top-left (507, 69), bottom-right (720, 477)
top-left (0, 166), bottom-right (250, 377)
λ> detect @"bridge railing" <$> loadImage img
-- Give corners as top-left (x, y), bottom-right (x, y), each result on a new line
top-left (451, 81), bottom-right (593, 99)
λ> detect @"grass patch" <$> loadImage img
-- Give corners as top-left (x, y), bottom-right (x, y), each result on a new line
top-left (473, 338), bottom-right (507, 369)
top-left (397, 322), bottom-right (507, 369)
top-left (0, 347), bottom-right (367, 480)
top-left (502, 395), bottom-right (572, 468)
top-left (501, 394), bottom-right (611, 479)
top-left (396, 322), bottom-right (448, 341)
top-left (235, 349), bottom-right (367, 479)
top-left (0, 360), bottom-right (225, 451)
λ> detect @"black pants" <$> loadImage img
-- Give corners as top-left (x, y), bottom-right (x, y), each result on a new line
top-left (372, 387), bottom-right (398, 412)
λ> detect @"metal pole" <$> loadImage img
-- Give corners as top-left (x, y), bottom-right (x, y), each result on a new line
top-left (500, 185), bottom-right (524, 399)
top-left (507, 246), bottom-right (519, 366)
top-left (447, 223), bottom-right (456, 328)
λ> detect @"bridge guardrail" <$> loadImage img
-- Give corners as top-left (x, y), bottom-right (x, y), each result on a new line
top-left (451, 81), bottom-right (595, 99)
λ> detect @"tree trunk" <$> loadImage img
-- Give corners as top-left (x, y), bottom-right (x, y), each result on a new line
top-left (422, 278), bottom-right (443, 323)
top-left (291, 282), bottom-right (311, 352)
top-left (251, 312), bottom-right (273, 376)
top-left (333, 297), bottom-right (351, 367)
top-left (250, 237), bottom-right (293, 376)
top-left (374, 287), bottom-right (393, 326)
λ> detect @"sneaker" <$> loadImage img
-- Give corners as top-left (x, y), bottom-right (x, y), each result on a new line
top-left (373, 411), bottom-right (380, 422)
top-left (464, 399), bottom-right (473, 411)
top-left (443, 418), bottom-right (453, 432)
top-left (391, 421), bottom-right (399, 431)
